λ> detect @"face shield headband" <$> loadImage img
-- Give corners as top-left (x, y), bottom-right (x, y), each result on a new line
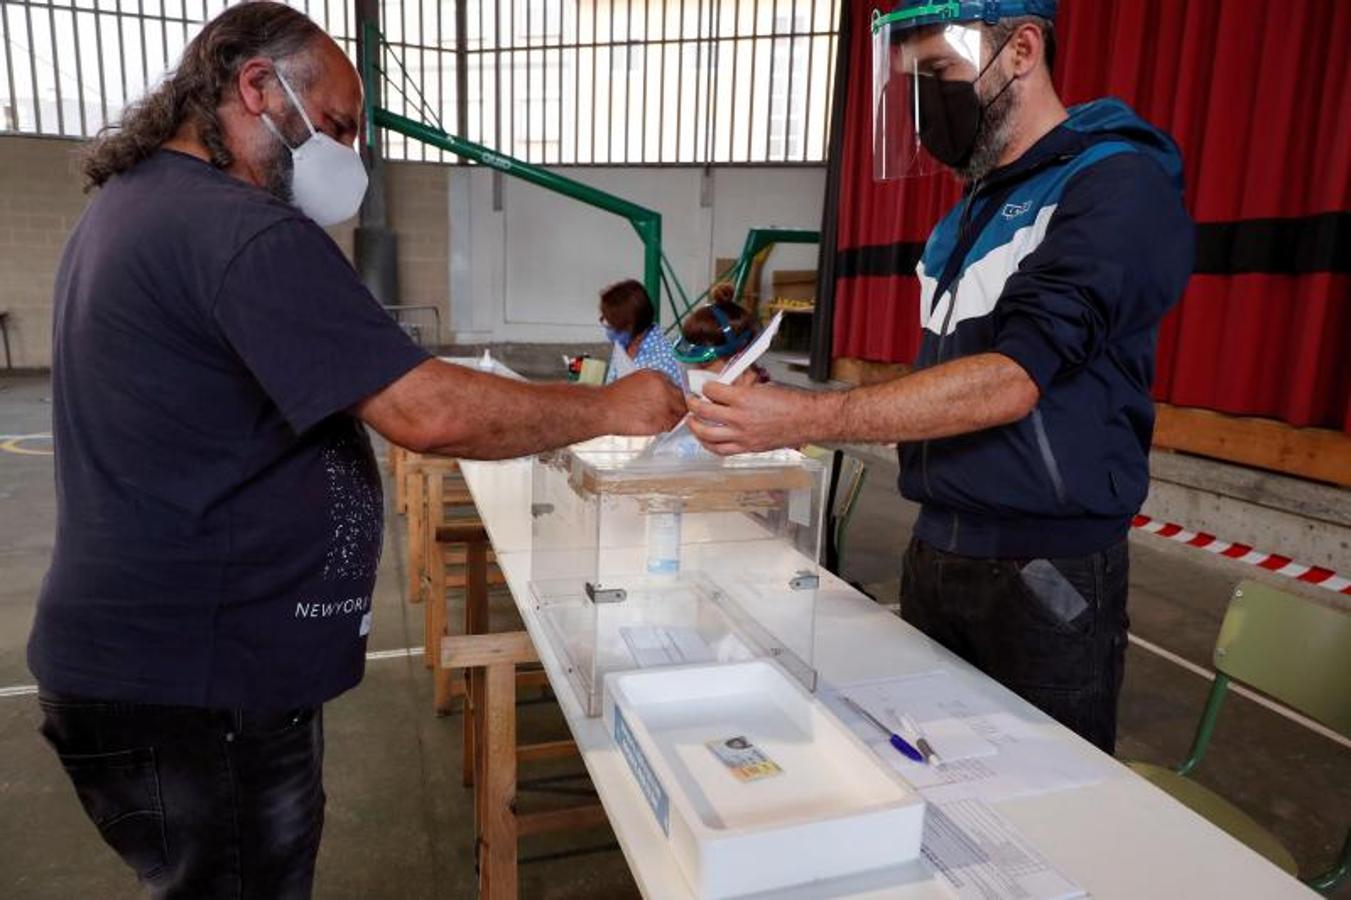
top-left (672, 305), bottom-right (756, 365)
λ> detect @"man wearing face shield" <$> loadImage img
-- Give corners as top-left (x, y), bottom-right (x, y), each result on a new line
top-left (688, 0), bottom-right (1194, 753)
top-left (29, 3), bottom-right (682, 895)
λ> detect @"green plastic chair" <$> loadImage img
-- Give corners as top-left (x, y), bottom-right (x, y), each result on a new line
top-left (801, 445), bottom-right (868, 576)
top-left (1127, 579), bottom-right (1351, 893)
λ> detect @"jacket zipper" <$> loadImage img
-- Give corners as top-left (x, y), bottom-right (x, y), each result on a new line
top-left (914, 153), bottom-right (1079, 550)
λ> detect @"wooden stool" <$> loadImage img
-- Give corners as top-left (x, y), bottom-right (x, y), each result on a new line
top-left (445, 628), bottom-right (607, 899)
top-left (394, 451), bottom-right (464, 608)
top-left (437, 522), bottom-right (552, 785)
top-left (425, 484), bottom-right (507, 712)
top-left (399, 456), bottom-right (549, 724)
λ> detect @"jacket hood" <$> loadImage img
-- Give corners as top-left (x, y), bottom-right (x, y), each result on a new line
top-left (1062, 97), bottom-right (1185, 189)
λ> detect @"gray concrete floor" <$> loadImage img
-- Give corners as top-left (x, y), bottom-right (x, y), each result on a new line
top-left (0, 371), bottom-right (1346, 899)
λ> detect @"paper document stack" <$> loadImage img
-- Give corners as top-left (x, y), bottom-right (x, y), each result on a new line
top-left (829, 670), bottom-right (1115, 900)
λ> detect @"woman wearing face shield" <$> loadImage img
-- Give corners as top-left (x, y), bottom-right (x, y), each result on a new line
top-left (688, 0), bottom-right (1195, 755)
top-left (672, 288), bottom-right (770, 393)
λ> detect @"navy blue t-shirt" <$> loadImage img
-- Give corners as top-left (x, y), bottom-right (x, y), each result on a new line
top-left (28, 150), bottom-right (429, 710)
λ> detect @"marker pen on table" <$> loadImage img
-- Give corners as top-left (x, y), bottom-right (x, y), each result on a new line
top-left (841, 696), bottom-right (925, 763)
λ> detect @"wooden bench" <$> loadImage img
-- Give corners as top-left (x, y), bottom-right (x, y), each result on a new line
top-left (390, 445), bottom-right (602, 896)
top-left (440, 523), bottom-right (604, 899)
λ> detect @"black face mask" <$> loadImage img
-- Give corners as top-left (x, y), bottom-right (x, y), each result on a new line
top-left (917, 78), bottom-right (984, 169)
top-left (916, 37), bottom-right (1016, 170)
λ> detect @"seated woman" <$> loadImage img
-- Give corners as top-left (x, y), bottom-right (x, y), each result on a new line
top-left (672, 288), bottom-right (768, 387)
top-left (600, 279), bottom-right (683, 387)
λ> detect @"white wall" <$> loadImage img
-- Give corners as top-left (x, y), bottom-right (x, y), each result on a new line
top-left (448, 165), bottom-right (826, 344)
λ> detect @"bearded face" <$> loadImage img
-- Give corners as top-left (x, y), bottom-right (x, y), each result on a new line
top-left (954, 63), bottom-right (1020, 183)
top-left (254, 101), bottom-right (310, 203)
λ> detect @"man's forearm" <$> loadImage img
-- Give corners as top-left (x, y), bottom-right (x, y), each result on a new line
top-left (422, 371), bottom-right (613, 460)
top-left (357, 360), bottom-right (616, 460)
top-left (361, 360), bottom-right (682, 457)
top-left (814, 353), bottom-right (1040, 444)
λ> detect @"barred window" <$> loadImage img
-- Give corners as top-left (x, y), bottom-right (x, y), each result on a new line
top-left (1, 0), bottom-right (838, 164)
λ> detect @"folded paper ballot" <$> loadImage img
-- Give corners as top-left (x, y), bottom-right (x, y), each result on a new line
top-left (637, 311), bottom-right (784, 463)
top-left (706, 310), bottom-right (782, 392)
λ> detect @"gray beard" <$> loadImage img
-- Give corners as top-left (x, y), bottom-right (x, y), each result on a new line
top-left (261, 143), bottom-right (294, 204)
top-left (955, 78), bottom-right (1018, 183)
top-left (259, 108), bottom-right (308, 204)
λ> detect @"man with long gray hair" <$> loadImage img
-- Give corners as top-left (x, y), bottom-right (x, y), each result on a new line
top-left (29, 3), bottom-right (682, 896)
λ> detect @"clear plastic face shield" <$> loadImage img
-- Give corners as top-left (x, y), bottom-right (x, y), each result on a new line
top-left (871, 14), bottom-right (997, 179)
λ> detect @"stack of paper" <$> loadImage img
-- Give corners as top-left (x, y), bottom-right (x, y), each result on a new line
top-left (827, 670), bottom-right (1115, 900)
top-left (923, 798), bottom-right (1086, 900)
top-left (828, 670), bottom-right (1115, 805)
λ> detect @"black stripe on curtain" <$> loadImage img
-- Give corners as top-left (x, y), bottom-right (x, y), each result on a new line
top-left (834, 211), bottom-right (1350, 280)
top-left (1192, 211), bottom-right (1349, 276)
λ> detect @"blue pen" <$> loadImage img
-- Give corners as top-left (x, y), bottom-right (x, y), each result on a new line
top-left (841, 696), bottom-right (925, 763)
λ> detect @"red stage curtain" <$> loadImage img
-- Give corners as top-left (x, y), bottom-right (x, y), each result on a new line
top-left (829, 0), bottom-right (1351, 431)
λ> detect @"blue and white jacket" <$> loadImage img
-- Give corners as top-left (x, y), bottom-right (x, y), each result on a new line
top-left (901, 98), bottom-right (1195, 558)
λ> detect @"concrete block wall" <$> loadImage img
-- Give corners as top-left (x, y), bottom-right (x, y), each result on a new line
top-left (385, 161), bottom-right (450, 313)
top-left (0, 135), bottom-right (450, 369)
top-left (0, 137), bottom-right (89, 369)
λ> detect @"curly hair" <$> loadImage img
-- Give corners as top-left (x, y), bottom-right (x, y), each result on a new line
top-left (81, 1), bottom-right (323, 191)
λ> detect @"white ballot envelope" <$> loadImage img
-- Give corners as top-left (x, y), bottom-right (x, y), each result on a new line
top-left (638, 312), bottom-right (784, 462)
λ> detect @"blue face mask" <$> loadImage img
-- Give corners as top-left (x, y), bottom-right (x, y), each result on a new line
top-left (604, 325), bottom-right (632, 347)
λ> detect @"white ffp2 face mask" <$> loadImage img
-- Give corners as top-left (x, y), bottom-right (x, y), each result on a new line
top-left (261, 69), bottom-right (368, 226)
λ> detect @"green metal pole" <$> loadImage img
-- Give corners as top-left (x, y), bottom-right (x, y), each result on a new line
top-left (372, 107), bottom-right (666, 323)
top-left (376, 108), bottom-right (662, 222)
top-left (730, 227), bottom-right (820, 306)
top-left (730, 230), bottom-right (760, 305)
top-left (639, 217), bottom-right (663, 325)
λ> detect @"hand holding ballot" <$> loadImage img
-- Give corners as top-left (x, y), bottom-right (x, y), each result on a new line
top-left (687, 381), bottom-right (829, 455)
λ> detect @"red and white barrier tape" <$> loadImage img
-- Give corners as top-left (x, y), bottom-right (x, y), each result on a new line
top-left (1132, 514), bottom-right (1351, 595)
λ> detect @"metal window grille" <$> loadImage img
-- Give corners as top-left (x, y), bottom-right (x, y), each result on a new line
top-left (0, 0), bottom-right (837, 164)
top-left (0, 0), bottom-right (354, 139)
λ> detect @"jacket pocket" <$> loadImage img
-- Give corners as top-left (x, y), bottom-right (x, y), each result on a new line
top-left (56, 747), bottom-right (168, 880)
top-left (1029, 408), bottom-right (1068, 507)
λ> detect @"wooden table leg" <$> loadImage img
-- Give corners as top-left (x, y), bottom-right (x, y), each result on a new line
top-left (472, 651), bottom-right (487, 853)
top-left (446, 633), bottom-right (536, 900)
top-left (406, 468), bottom-right (426, 605)
top-left (432, 514), bottom-right (463, 716)
top-left (391, 445), bottom-right (408, 514)
top-left (479, 661), bottom-right (518, 898)
top-left (425, 475), bottom-right (447, 672)
top-left (463, 538), bottom-right (490, 782)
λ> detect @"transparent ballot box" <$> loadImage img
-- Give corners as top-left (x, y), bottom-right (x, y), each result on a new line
top-left (529, 436), bottom-right (827, 716)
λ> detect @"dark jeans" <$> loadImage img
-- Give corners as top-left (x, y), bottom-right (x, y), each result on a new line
top-left (38, 693), bottom-right (325, 899)
top-left (900, 537), bottom-right (1130, 753)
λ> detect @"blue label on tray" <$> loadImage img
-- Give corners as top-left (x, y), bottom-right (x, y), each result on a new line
top-left (613, 705), bottom-right (669, 836)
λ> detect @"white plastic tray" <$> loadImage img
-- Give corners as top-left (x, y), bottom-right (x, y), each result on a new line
top-left (604, 660), bottom-right (925, 898)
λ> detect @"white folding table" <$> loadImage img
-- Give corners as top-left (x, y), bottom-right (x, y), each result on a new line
top-left (454, 453), bottom-right (1314, 899)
